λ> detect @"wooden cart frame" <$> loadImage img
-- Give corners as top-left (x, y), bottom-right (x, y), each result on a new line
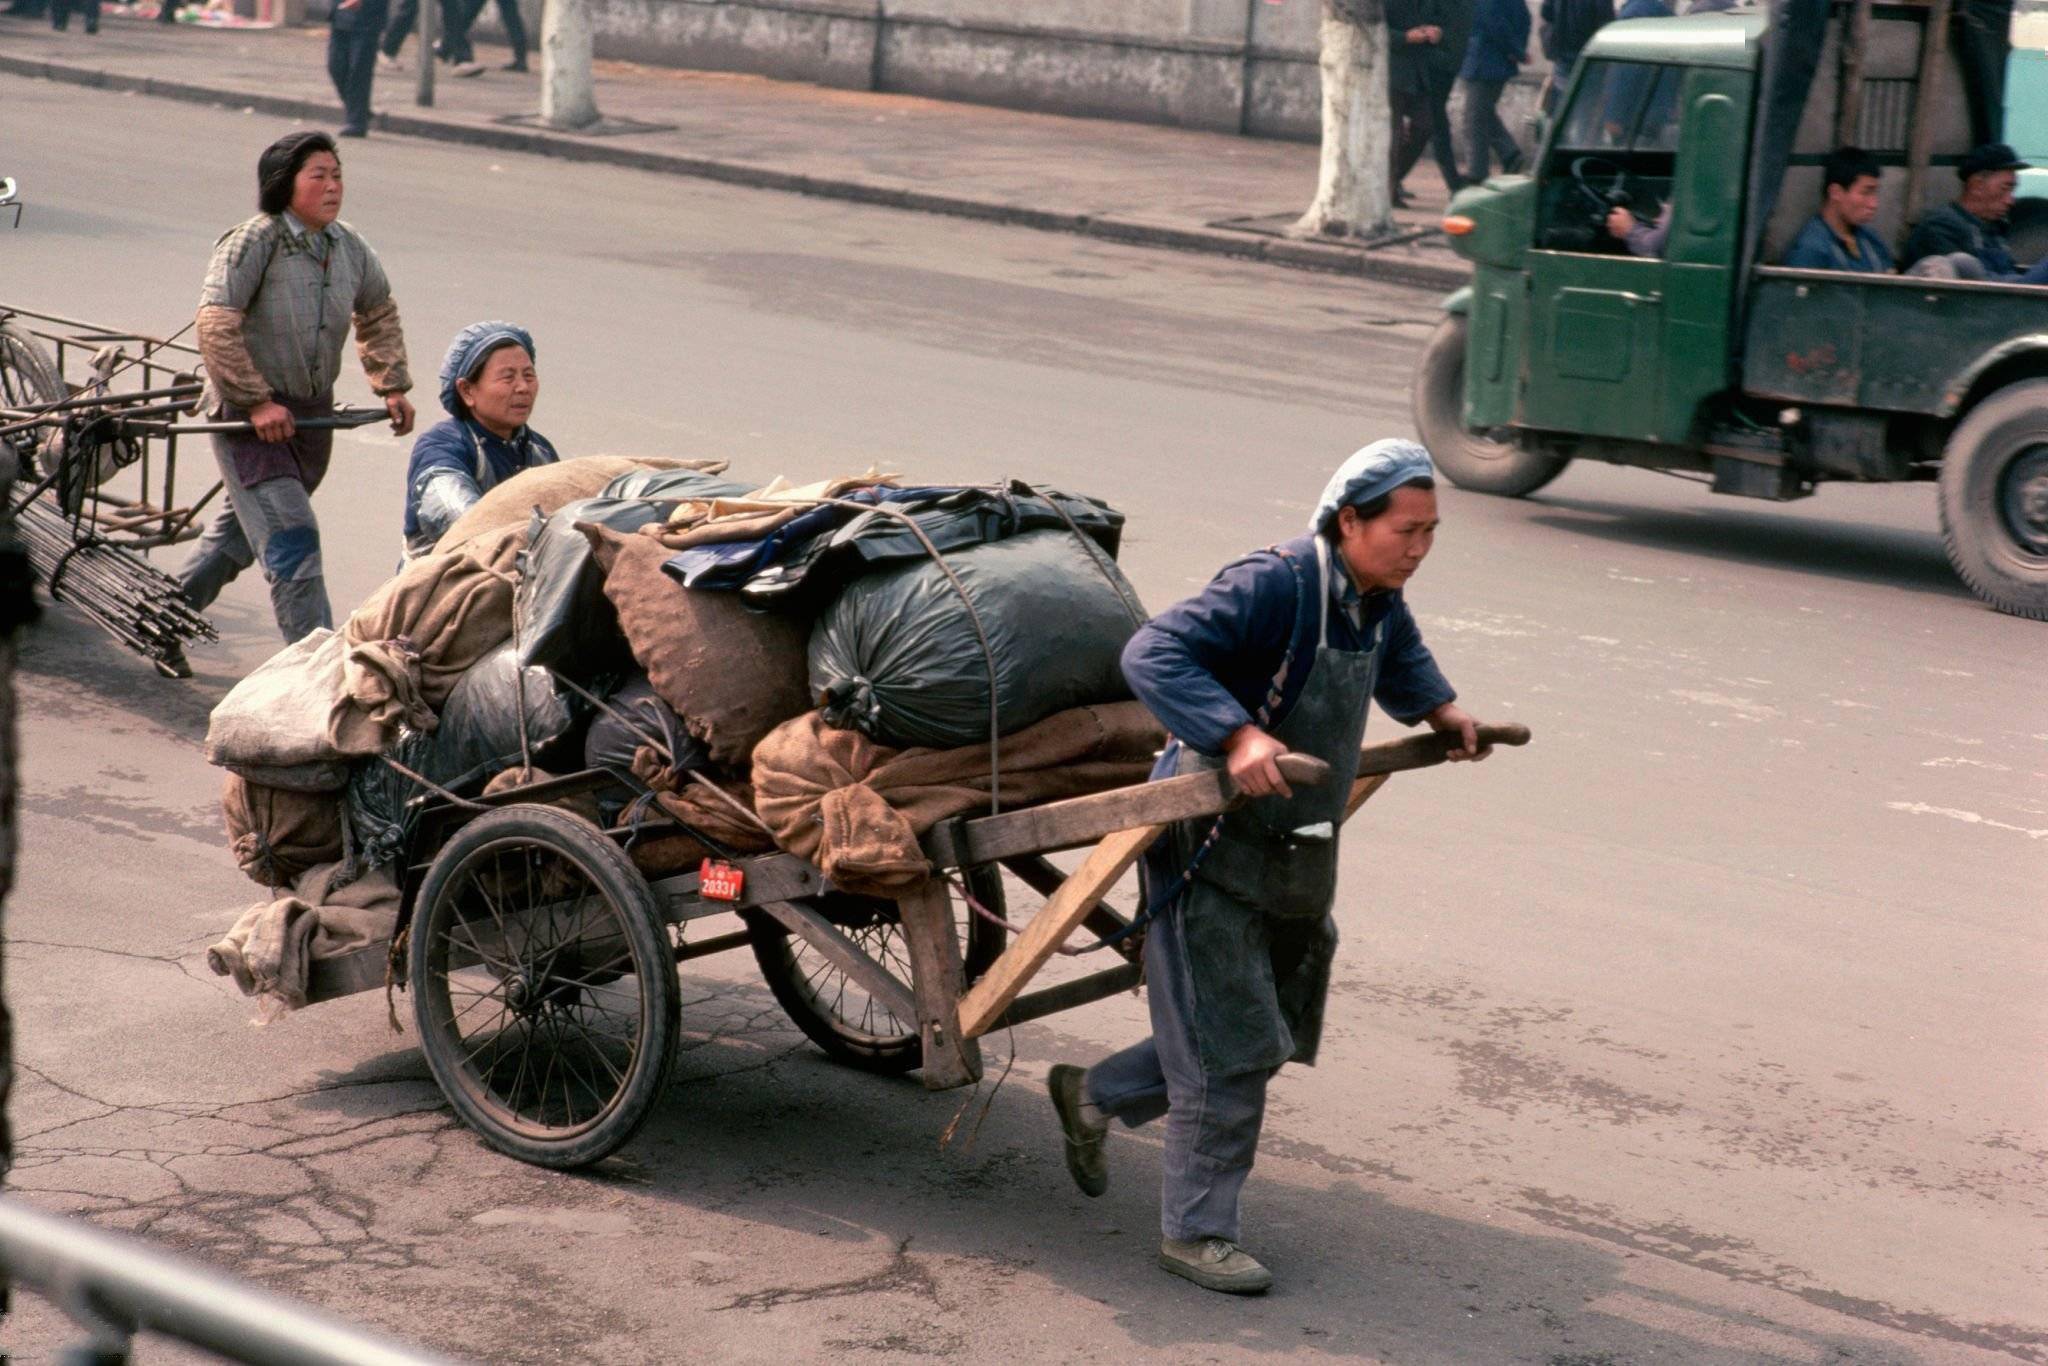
top-left (307, 723), bottom-right (1527, 1168)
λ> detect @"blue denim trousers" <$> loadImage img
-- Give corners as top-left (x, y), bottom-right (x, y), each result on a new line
top-left (1083, 902), bottom-right (1277, 1243)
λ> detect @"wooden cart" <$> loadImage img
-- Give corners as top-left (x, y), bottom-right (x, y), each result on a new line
top-left (306, 723), bottom-right (1529, 1169)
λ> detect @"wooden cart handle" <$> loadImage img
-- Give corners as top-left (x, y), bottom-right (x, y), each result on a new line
top-left (1355, 721), bottom-right (1531, 777)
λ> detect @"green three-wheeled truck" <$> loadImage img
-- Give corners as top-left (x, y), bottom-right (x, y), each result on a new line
top-left (1413, 0), bottom-right (2048, 620)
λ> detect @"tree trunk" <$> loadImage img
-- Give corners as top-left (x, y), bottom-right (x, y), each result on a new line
top-left (540, 0), bottom-right (600, 131)
top-left (1292, 0), bottom-right (1394, 240)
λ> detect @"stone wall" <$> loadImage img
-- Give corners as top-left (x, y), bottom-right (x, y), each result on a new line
top-left (461, 0), bottom-right (1547, 144)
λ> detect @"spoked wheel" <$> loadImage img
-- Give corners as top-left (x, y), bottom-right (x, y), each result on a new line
top-left (410, 805), bottom-right (680, 1169)
top-left (0, 322), bottom-right (65, 482)
top-left (748, 865), bottom-right (1007, 1075)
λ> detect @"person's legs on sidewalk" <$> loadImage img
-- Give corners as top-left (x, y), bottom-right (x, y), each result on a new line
top-left (378, 0), bottom-right (415, 60)
top-left (494, 0), bottom-right (527, 69)
top-left (331, 22), bottom-right (379, 133)
top-left (1424, 77), bottom-right (1462, 192)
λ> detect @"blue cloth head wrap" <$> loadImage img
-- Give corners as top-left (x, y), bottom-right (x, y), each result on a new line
top-left (1310, 439), bottom-right (1437, 531)
top-left (438, 321), bottom-right (536, 418)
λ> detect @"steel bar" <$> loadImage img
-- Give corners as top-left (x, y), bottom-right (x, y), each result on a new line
top-left (148, 408), bottom-right (390, 436)
top-left (0, 1197), bottom-right (455, 1366)
top-left (0, 305), bottom-right (202, 356)
top-left (14, 497), bottom-right (217, 664)
top-left (0, 381), bottom-right (198, 420)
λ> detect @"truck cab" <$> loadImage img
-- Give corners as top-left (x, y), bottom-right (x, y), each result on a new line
top-left (1413, 5), bottom-right (2048, 620)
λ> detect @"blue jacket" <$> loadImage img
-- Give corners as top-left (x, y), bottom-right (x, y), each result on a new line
top-left (1902, 201), bottom-right (2018, 276)
top-left (1462, 0), bottom-right (1531, 83)
top-left (1781, 214), bottom-right (1895, 273)
top-left (401, 417), bottom-right (560, 544)
top-left (1119, 533), bottom-right (1455, 760)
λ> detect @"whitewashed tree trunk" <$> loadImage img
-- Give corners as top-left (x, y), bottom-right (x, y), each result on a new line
top-left (1291, 0), bottom-right (1394, 240)
top-left (540, 0), bottom-right (600, 131)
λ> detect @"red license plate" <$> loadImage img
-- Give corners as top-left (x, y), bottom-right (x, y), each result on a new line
top-left (699, 859), bottom-right (746, 903)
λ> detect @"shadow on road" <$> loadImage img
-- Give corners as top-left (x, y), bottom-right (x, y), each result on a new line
top-left (1523, 492), bottom-right (1973, 602)
top-left (277, 980), bottom-right (1974, 1364)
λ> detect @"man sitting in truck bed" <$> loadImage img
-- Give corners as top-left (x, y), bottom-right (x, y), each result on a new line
top-left (1782, 147), bottom-right (1895, 272)
top-left (1901, 142), bottom-right (2048, 284)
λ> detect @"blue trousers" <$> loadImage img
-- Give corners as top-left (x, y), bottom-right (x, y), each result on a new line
top-left (1084, 902), bottom-right (1276, 1243)
top-left (328, 19), bottom-right (381, 133)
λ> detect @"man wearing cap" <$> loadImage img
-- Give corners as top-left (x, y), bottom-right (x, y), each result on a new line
top-left (1048, 440), bottom-right (1490, 1295)
top-left (1902, 142), bottom-right (2048, 284)
top-left (399, 321), bottom-right (558, 560)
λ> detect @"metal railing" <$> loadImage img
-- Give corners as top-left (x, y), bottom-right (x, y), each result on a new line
top-left (0, 1197), bottom-right (459, 1366)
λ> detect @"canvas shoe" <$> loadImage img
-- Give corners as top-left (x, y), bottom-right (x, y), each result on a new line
top-left (1157, 1237), bottom-right (1273, 1295)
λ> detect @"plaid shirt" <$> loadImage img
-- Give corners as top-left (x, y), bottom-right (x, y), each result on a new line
top-left (195, 212), bottom-right (410, 415)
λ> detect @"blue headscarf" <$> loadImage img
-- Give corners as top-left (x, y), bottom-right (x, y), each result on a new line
top-left (1310, 439), bottom-right (1436, 531)
top-left (438, 320), bottom-right (536, 418)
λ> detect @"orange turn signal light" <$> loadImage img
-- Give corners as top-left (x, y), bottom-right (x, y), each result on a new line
top-left (1442, 215), bottom-right (1476, 236)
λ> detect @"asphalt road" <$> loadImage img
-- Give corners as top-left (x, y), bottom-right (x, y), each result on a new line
top-left (2, 76), bottom-right (2042, 1366)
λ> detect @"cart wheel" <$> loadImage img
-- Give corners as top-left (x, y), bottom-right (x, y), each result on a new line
top-left (410, 804), bottom-right (680, 1169)
top-left (1412, 314), bottom-right (1569, 497)
top-left (0, 323), bottom-right (64, 479)
top-left (748, 865), bottom-right (1006, 1076)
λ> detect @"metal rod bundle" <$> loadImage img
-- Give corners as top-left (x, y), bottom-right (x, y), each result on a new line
top-left (14, 495), bottom-right (217, 664)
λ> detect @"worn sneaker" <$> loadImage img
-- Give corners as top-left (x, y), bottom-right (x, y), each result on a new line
top-left (1158, 1237), bottom-right (1273, 1295)
top-left (1047, 1063), bottom-right (1109, 1198)
top-left (453, 60), bottom-right (486, 77)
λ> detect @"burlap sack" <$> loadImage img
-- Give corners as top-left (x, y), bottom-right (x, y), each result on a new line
top-left (221, 773), bottom-right (345, 889)
top-left (205, 628), bottom-right (346, 773)
top-left (751, 703), bottom-right (1163, 897)
top-left (434, 456), bottom-right (727, 555)
top-left (631, 748), bottom-right (780, 854)
top-left (207, 862), bottom-right (400, 1016)
top-left (329, 523), bottom-right (525, 756)
top-left (585, 526), bottom-right (812, 768)
top-left (480, 766), bottom-right (605, 827)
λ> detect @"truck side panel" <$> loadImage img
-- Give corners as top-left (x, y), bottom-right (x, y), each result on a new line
top-left (1743, 271), bottom-right (2048, 414)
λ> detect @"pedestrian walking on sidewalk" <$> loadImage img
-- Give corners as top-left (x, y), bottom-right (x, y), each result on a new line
top-left (1460, 0), bottom-right (1530, 180)
top-left (48, 0), bottom-right (99, 34)
top-left (456, 0), bottom-right (528, 71)
top-left (329, 0), bottom-right (388, 137)
top-left (379, 0), bottom-right (483, 75)
top-left (171, 133), bottom-right (415, 669)
top-left (1387, 0), bottom-right (1466, 203)
top-left (1048, 441), bottom-right (1493, 1296)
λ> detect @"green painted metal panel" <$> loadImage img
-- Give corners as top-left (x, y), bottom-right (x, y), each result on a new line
top-left (1465, 265), bottom-right (1524, 428)
top-left (1581, 14), bottom-right (1763, 71)
top-left (1744, 271), bottom-right (2048, 414)
top-left (1521, 63), bottom-right (1748, 443)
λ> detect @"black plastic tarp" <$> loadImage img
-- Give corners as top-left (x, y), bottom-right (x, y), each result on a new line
top-left (808, 528), bottom-right (1145, 750)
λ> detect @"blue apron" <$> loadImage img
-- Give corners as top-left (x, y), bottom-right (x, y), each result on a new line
top-left (1169, 538), bottom-right (1382, 1076)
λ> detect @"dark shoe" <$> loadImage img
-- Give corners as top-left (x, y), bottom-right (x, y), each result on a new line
top-left (153, 644), bottom-right (192, 679)
top-left (1391, 188), bottom-right (1412, 209)
top-left (83, 16), bottom-right (95, 30)
top-left (502, 57), bottom-right (527, 71)
top-left (337, 125), bottom-right (368, 138)
top-left (1047, 1064), bottom-right (1109, 1198)
top-left (1158, 1238), bottom-right (1273, 1295)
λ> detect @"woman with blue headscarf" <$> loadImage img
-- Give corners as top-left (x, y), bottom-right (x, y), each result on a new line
top-left (1046, 440), bottom-right (1493, 1297)
top-left (401, 320), bottom-right (559, 559)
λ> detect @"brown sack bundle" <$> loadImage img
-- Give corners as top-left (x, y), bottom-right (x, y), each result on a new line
top-left (435, 456), bottom-right (728, 555)
top-left (584, 526), bottom-right (812, 768)
top-left (221, 773), bottom-right (345, 890)
top-left (328, 523), bottom-right (525, 756)
top-left (751, 703), bottom-right (1164, 898)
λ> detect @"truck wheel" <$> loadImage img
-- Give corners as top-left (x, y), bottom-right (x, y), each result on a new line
top-left (1412, 315), bottom-right (1568, 498)
top-left (1939, 379), bottom-right (2048, 622)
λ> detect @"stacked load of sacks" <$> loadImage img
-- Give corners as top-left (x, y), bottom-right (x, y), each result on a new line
top-left (205, 460), bottom-right (1163, 1014)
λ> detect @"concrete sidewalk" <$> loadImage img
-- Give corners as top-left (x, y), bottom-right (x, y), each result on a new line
top-left (0, 13), bottom-right (1471, 289)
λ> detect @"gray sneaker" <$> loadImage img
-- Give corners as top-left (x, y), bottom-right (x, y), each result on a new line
top-left (1157, 1237), bottom-right (1273, 1295)
top-left (1047, 1064), bottom-right (1109, 1197)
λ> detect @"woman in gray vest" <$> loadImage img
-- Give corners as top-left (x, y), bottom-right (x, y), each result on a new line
top-left (171, 132), bottom-right (414, 672)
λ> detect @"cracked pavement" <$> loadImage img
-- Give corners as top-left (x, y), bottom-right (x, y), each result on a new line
top-left (1, 75), bottom-right (2042, 1365)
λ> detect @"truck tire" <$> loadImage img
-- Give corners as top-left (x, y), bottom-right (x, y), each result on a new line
top-left (1939, 379), bottom-right (2048, 621)
top-left (1412, 315), bottom-right (1568, 498)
